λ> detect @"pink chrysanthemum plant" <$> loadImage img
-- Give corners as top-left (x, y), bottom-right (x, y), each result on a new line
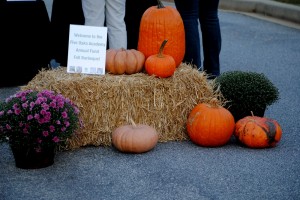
top-left (0, 89), bottom-right (82, 152)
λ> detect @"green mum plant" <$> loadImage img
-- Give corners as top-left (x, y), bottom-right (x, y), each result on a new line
top-left (0, 89), bottom-right (82, 152)
top-left (215, 71), bottom-right (279, 121)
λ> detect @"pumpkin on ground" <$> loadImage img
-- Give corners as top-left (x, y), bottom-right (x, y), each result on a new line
top-left (145, 39), bottom-right (176, 78)
top-left (186, 98), bottom-right (235, 147)
top-left (105, 48), bottom-right (145, 75)
top-left (137, 0), bottom-right (185, 67)
top-left (234, 113), bottom-right (282, 148)
top-left (112, 120), bottom-right (159, 153)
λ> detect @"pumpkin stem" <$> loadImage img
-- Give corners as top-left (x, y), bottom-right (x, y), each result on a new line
top-left (130, 118), bottom-right (137, 127)
top-left (157, 0), bottom-right (165, 9)
top-left (250, 111), bottom-right (254, 117)
top-left (158, 39), bottom-right (168, 58)
top-left (209, 98), bottom-right (221, 108)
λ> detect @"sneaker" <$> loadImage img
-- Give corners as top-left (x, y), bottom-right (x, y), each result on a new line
top-left (49, 59), bottom-right (60, 69)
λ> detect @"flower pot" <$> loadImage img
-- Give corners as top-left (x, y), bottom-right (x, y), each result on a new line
top-left (10, 144), bottom-right (56, 169)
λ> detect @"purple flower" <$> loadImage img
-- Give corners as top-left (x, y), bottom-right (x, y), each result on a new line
top-left (23, 128), bottom-right (28, 134)
top-left (1, 89), bottom-right (80, 149)
top-left (30, 101), bottom-right (35, 109)
top-left (27, 115), bottom-right (33, 120)
top-left (49, 101), bottom-right (57, 108)
top-left (13, 104), bottom-right (19, 110)
top-left (64, 121), bottom-right (70, 127)
top-left (52, 136), bottom-right (60, 143)
top-left (41, 103), bottom-right (49, 110)
top-left (38, 118), bottom-right (45, 124)
top-left (57, 101), bottom-right (64, 108)
top-left (35, 147), bottom-right (42, 153)
top-left (49, 125), bottom-right (55, 132)
top-left (62, 111), bottom-right (68, 119)
top-left (6, 124), bottom-right (11, 130)
top-left (14, 108), bottom-right (21, 115)
top-left (34, 114), bottom-right (40, 120)
top-left (43, 131), bottom-right (49, 137)
top-left (22, 102), bottom-right (28, 109)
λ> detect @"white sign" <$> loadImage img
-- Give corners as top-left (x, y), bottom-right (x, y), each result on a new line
top-left (67, 24), bottom-right (107, 75)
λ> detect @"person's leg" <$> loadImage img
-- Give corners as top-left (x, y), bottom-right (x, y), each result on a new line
top-left (82, 0), bottom-right (105, 26)
top-left (174, 0), bottom-right (201, 69)
top-left (106, 0), bottom-right (127, 49)
top-left (50, 0), bottom-right (85, 66)
top-left (125, 0), bottom-right (157, 49)
top-left (199, 0), bottom-right (221, 78)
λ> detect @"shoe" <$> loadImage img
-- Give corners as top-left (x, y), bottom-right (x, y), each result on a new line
top-left (49, 59), bottom-right (60, 69)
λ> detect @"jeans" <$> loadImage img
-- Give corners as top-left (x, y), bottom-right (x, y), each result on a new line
top-left (174, 0), bottom-right (221, 77)
top-left (125, 0), bottom-right (157, 49)
top-left (82, 0), bottom-right (127, 49)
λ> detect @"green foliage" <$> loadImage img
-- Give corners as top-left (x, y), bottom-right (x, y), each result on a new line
top-left (215, 71), bottom-right (280, 112)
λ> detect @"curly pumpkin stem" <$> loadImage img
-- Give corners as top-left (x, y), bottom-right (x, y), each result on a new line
top-left (157, 0), bottom-right (165, 9)
top-left (208, 97), bottom-right (221, 108)
top-left (157, 39), bottom-right (168, 58)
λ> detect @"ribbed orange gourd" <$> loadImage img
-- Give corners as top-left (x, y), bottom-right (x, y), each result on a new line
top-left (186, 98), bottom-right (235, 147)
top-left (105, 48), bottom-right (145, 75)
top-left (138, 0), bottom-right (185, 67)
top-left (234, 113), bottom-right (282, 148)
top-left (145, 40), bottom-right (176, 78)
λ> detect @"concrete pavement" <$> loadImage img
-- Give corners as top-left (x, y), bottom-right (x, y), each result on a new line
top-left (163, 0), bottom-right (300, 26)
top-left (219, 0), bottom-right (300, 24)
top-left (1, 1), bottom-right (300, 200)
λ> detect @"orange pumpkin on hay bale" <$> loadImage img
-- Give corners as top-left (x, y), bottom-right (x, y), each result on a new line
top-left (21, 63), bottom-right (221, 149)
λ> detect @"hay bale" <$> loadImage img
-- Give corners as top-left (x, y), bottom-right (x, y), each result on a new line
top-left (21, 63), bottom-right (222, 149)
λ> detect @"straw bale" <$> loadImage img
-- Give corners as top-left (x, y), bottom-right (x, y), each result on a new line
top-left (21, 63), bottom-right (222, 149)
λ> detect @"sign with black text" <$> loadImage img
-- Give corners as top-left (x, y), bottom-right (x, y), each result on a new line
top-left (67, 24), bottom-right (107, 75)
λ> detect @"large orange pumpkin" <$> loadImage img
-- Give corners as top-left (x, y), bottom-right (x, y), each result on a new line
top-left (137, 0), bottom-right (185, 67)
top-left (145, 39), bottom-right (176, 78)
top-left (234, 114), bottom-right (282, 148)
top-left (105, 48), bottom-right (145, 75)
top-left (112, 120), bottom-right (159, 153)
top-left (186, 98), bottom-right (235, 147)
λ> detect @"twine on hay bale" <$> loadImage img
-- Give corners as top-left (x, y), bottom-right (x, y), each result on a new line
top-left (21, 63), bottom-right (223, 149)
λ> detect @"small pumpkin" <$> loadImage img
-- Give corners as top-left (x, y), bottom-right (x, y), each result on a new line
top-left (105, 48), bottom-right (145, 75)
top-left (138, 0), bottom-right (185, 67)
top-left (186, 98), bottom-right (235, 147)
top-left (234, 112), bottom-right (282, 148)
top-left (112, 119), bottom-right (159, 153)
top-left (145, 39), bottom-right (176, 78)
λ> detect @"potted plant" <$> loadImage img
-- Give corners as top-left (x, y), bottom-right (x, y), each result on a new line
top-left (215, 71), bottom-right (279, 122)
top-left (0, 89), bottom-right (81, 169)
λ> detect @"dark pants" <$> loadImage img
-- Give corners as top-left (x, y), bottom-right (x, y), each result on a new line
top-left (0, 0), bottom-right (51, 86)
top-left (174, 0), bottom-right (221, 77)
top-left (125, 0), bottom-right (157, 49)
top-left (50, 0), bottom-right (85, 66)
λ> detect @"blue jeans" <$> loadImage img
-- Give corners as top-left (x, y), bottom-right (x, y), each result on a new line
top-left (174, 0), bottom-right (221, 77)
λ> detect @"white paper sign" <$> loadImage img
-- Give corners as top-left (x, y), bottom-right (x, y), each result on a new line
top-left (67, 24), bottom-right (107, 75)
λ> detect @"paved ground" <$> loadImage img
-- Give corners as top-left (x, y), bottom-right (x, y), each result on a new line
top-left (1, 1), bottom-right (300, 200)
